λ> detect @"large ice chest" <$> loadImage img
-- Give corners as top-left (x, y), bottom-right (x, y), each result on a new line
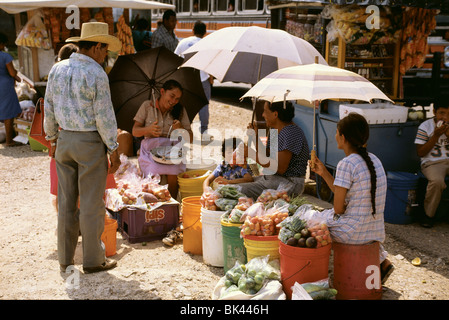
top-left (339, 103), bottom-right (408, 124)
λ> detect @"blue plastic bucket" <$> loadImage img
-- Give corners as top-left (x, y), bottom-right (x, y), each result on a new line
top-left (384, 171), bottom-right (420, 224)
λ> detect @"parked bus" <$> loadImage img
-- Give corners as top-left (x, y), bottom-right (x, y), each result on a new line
top-left (150, 0), bottom-right (271, 39)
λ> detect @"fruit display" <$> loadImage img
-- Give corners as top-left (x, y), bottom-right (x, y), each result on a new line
top-left (117, 15), bottom-right (136, 55)
top-left (278, 207), bottom-right (332, 248)
top-left (240, 208), bottom-right (289, 237)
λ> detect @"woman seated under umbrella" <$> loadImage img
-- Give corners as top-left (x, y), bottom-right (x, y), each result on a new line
top-left (237, 100), bottom-right (310, 200)
top-left (132, 79), bottom-right (193, 198)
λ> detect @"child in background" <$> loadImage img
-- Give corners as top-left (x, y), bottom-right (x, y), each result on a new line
top-left (415, 98), bottom-right (449, 228)
top-left (203, 137), bottom-right (253, 191)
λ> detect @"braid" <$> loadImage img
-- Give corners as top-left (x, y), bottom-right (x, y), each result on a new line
top-left (357, 146), bottom-right (377, 217)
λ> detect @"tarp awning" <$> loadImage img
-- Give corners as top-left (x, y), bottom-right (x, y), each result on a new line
top-left (0, 0), bottom-right (175, 14)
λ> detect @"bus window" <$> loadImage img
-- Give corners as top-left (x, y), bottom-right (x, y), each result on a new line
top-left (215, 0), bottom-right (234, 12)
top-left (153, 0), bottom-right (174, 16)
top-left (176, 0), bottom-right (190, 13)
top-left (193, 0), bottom-right (210, 13)
top-left (239, 0), bottom-right (264, 11)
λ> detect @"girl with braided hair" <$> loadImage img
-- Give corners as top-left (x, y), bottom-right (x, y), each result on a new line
top-left (310, 112), bottom-right (394, 284)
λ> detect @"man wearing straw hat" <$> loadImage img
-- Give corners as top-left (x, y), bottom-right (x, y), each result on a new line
top-left (44, 22), bottom-right (121, 274)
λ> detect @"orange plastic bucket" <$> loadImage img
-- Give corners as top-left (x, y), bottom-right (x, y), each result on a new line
top-left (332, 241), bottom-right (382, 300)
top-left (279, 241), bottom-right (331, 300)
top-left (182, 196), bottom-right (202, 255)
top-left (102, 217), bottom-right (118, 257)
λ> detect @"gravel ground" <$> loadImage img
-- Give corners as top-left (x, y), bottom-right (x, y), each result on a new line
top-left (1, 83), bottom-right (449, 301)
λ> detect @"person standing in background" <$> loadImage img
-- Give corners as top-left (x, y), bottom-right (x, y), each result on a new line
top-left (132, 18), bottom-right (152, 52)
top-left (0, 32), bottom-right (22, 147)
top-left (151, 9), bottom-right (178, 52)
top-left (175, 20), bottom-right (213, 140)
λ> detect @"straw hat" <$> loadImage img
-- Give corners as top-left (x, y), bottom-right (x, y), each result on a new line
top-left (66, 22), bottom-right (121, 52)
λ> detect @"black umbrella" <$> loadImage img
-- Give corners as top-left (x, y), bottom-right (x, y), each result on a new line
top-left (109, 46), bottom-right (208, 133)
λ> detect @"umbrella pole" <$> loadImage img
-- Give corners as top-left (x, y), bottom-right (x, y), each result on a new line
top-left (310, 100), bottom-right (318, 169)
top-left (251, 54), bottom-right (264, 129)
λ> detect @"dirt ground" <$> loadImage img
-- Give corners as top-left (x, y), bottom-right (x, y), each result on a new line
top-left (1, 83), bottom-right (449, 301)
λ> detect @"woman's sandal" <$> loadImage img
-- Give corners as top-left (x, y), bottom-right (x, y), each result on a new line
top-left (381, 263), bottom-right (395, 284)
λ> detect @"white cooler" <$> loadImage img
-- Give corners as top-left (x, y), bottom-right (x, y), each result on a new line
top-left (339, 103), bottom-right (408, 124)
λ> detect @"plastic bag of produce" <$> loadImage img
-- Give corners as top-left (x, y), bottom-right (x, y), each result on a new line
top-left (292, 278), bottom-right (337, 300)
top-left (114, 154), bottom-right (142, 180)
top-left (215, 198), bottom-right (238, 211)
top-left (240, 201), bottom-right (289, 237)
top-left (200, 187), bottom-right (221, 210)
top-left (216, 185), bottom-right (246, 200)
top-left (256, 185), bottom-right (290, 205)
top-left (212, 256), bottom-right (285, 300)
top-left (296, 204), bottom-right (332, 248)
top-left (228, 208), bottom-right (245, 224)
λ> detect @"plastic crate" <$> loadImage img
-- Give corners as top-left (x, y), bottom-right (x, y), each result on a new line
top-left (119, 203), bottom-right (180, 243)
top-left (339, 103), bottom-right (408, 124)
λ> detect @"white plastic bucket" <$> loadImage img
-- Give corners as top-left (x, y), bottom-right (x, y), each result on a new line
top-left (200, 208), bottom-right (225, 267)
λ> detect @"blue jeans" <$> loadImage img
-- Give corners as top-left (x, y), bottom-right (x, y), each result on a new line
top-left (199, 79), bottom-right (211, 134)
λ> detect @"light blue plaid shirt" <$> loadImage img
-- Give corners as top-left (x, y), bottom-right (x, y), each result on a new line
top-left (44, 53), bottom-right (118, 153)
top-left (319, 152), bottom-right (387, 244)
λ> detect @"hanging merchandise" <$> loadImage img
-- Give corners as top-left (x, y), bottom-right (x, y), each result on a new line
top-left (15, 12), bottom-right (52, 50)
top-left (117, 15), bottom-right (136, 55)
top-left (399, 7), bottom-right (438, 75)
top-left (323, 5), bottom-right (401, 45)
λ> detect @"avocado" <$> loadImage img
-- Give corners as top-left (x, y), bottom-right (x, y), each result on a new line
top-left (301, 228), bottom-right (310, 238)
top-left (305, 237), bottom-right (317, 248)
top-left (286, 237), bottom-right (298, 246)
top-left (297, 238), bottom-right (306, 247)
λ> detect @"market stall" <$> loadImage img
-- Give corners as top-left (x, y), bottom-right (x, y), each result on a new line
top-left (265, 1), bottom-right (447, 207)
top-left (0, 0), bottom-right (175, 84)
top-left (1, 0), bottom-right (174, 146)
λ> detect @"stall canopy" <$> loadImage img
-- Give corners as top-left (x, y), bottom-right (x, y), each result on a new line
top-left (0, 0), bottom-right (175, 14)
top-left (268, 0), bottom-right (449, 13)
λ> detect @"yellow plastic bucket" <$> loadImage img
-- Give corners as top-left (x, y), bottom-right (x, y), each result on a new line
top-left (182, 196), bottom-right (203, 255)
top-left (177, 170), bottom-right (211, 200)
top-left (243, 235), bottom-right (280, 262)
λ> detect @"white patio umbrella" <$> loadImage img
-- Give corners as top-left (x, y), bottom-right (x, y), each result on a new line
top-left (181, 26), bottom-right (327, 85)
top-left (180, 26), bottom-right (327, 125)
top-left (241, 61), bottom-right (393, 167)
